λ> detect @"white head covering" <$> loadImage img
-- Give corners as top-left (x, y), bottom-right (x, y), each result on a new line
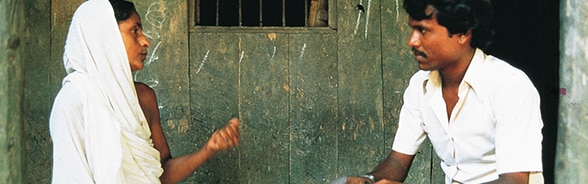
top-left (58, 0), bottom-right (163, 182)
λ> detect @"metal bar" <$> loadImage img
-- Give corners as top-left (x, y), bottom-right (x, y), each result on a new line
top-left (239, 0), bottom-right (242, 26)
top-left (195, 0), bottom-right (200, 25)
top-left (282, 0), bottom-right (286, 26)
top-left (216, 0), bottom-right (220, 26)
top-left (259, 0), bottom-right (263, 26)
top-left (305, 0), bottom-right (309, 26)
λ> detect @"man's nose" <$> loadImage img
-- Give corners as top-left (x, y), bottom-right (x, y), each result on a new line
top-left (407, 31), bottom-right (420, 47)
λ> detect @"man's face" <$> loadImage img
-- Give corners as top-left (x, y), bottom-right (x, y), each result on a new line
top-left (407, 6), bottom-right (462, 71)
top-left (118, 11), bottom-right (150, 72)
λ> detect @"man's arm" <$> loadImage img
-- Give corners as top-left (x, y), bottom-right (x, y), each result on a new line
top-left (345, 151), bottom-right (415, 184)
top-left (371, 151), bottom-right (415, 182)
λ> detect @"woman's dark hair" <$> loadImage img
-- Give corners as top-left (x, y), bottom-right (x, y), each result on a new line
top-left (403, 0), bottom-right (495, 50)
top-left (109, 0), bottom-right (137, 22)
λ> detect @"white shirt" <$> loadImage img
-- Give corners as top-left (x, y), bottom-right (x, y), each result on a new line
top-left (392, 49), bottom-right (543, 183)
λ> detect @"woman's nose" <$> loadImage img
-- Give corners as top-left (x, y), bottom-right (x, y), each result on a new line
top-left (141, 34), bottom-right (151, 48)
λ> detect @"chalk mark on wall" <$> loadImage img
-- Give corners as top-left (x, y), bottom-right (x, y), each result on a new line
top-left (354, 0), bottom-right (364, 35)
top-left (194, 50), bottom-right (210, 75)
top-left (238, 51), bottom-right (245, 123)
top-left (300, 43), bottom-right (307, 60)
top-left (396, 0), bottom-right (400, 22)
top-left (135, 2), bottom-right (167, 88)
top-left (353, 0), bottom-right (371, 38)
top-left (365, 0), bottom-right (372, 38)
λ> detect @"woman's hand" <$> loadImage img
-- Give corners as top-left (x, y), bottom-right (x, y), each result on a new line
top-left (204, 117), bottom-right (240, 154)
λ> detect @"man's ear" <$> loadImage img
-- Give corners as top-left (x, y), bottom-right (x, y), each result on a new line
top-left (457, 30), bottom-right (473, 44)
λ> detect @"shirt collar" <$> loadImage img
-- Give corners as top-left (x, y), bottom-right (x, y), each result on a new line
top-left (422, 48), bottom-right (487, 96)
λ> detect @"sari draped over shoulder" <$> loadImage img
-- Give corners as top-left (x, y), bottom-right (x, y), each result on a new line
top-left (50, 0), bottom-right (163, 183)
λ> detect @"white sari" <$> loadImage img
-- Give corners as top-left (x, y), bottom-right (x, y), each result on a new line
top-left (50, 0), bottom-right (163, 183)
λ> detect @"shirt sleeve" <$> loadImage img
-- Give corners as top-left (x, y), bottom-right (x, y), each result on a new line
top-left (492, 71), bottom-right (543, 174)
top-left (392, 74), bottom-right (427, 155)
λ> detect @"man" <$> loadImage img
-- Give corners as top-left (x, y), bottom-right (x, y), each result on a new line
top-left (342, 0), bottom-right (543, 183)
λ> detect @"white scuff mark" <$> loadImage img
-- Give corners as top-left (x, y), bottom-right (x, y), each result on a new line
top-left (238, 51), bottom-right (243, 123)
top-left (239, 50), bottom-right (245, 63)
top-left (354, 0), bottom-right (364, 35)
top-left (396, 0), bottom-right (400, 22)
top-left (194, 50), bottom-right (209, 75)
top-left (354, 12), bottom-right (362, 35)
top-left (299, 43), bottom-right (307, 60)
top-left (272, 46), bottom-right (277, 58)
top-left (364, 0), bottom-right (372, 38)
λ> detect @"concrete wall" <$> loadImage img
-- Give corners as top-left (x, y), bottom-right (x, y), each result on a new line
top-left (557, 0), bottom-right (588, 183)
top-left (0, 0), bottom-right (24, 183)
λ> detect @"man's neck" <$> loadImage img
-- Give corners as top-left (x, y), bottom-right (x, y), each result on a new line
top-left (440, 48), bottom-right (476, 88)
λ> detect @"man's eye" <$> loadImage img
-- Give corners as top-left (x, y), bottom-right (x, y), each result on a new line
top-left (419, 28), bottom-right (427, 34)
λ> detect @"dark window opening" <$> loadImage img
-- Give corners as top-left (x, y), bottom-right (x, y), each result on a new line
top-left (194, 0), bottom-right (328, 27)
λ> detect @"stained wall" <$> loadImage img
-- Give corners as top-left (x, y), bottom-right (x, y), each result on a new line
top-left (556, 0), bottom-right (588, 182)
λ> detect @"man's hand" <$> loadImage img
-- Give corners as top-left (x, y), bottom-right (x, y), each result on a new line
top-left (345, 176), bottom-right (373, 184)
top-left (344, 176), bottom-right (402, 184)
top-left (204, 117), bottom-right (240, 154)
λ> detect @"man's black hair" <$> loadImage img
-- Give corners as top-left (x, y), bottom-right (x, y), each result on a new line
top-left (403, 0), bottom-right (495, 49)
top-left (109, 0), bottom-right (136, 23)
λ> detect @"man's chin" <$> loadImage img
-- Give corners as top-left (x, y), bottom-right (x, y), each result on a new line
top-left (417, 64), bottom-right (433, 71)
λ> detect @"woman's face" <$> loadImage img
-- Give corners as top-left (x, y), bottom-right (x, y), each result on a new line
top-left (118, 11), bottom-right (150, 71)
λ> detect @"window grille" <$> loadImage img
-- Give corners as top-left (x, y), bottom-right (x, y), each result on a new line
top-left (194, 0), bottom-right (328, 27)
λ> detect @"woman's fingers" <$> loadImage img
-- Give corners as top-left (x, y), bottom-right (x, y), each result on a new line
top-left (206, 118), bottom-right (241, 153)
top-left (217, 118), bottom-right (241, 148)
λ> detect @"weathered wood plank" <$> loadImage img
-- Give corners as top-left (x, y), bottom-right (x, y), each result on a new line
top-left (236, 33), bottom-right (291, 183)
top-left (189, 32), bottom-right (240, 183)
top-left (288, 33), bottom-right (338, 183)
top-left (1, 0), bottom-right (25, 183)
top-left (336, 0), bottom-right (385, 177)
top-left (22, 0), bottom-right (53, 183)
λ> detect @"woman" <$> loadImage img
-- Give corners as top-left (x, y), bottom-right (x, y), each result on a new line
top-left (49, 0), bottom-right (240, 183)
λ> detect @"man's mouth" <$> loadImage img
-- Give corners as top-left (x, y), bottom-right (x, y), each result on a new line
top-left (412, 48), bottom-right (426, 58)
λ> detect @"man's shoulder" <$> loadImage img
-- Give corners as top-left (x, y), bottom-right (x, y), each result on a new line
top-left (483, 55), bottom-right (531, 83)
